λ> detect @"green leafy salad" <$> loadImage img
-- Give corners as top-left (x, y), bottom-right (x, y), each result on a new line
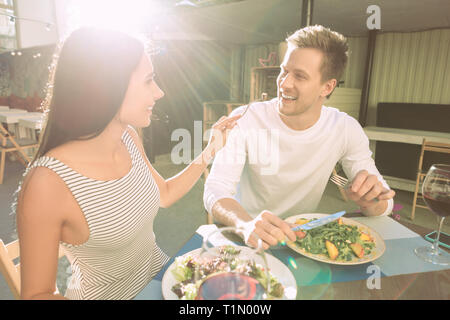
top-left (294, 218), bottom-right (376, 262)
top-left (171, 245), bottom-right (284, 300)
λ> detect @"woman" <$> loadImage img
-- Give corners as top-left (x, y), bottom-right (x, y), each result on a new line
top-left (15, 27), bottom-right (240, 300)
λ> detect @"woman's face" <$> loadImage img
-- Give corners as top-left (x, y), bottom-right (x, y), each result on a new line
top-left (117, 53), bottom-right (164, 128)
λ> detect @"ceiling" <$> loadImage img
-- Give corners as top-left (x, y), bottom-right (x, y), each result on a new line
top-left (156, 0), bottom-right (450, 44)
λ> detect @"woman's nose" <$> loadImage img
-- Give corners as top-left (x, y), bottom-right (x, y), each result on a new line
top-left (153, 82), bottom-right (165, 101)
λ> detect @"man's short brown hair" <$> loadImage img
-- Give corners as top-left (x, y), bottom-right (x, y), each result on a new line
top-left (286, 25), bottom-right (349, 83)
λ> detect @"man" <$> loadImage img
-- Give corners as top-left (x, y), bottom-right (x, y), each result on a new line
top-left (203, 25), bottom-right (395, 249)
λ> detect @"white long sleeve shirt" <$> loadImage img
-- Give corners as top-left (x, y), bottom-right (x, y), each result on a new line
top-left (203, 99), bottom-right (393, 219)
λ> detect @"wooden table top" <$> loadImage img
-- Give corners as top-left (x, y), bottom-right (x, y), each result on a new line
top-left (0, 112), bottom-right (43, 124)
top-left (210, 213), bottom-right (450, 299)
top-left (18, 117), bottom-right (43, 130)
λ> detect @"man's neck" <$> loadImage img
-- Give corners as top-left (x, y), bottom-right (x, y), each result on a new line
top-left (277, 103), bottom-right (323, 131)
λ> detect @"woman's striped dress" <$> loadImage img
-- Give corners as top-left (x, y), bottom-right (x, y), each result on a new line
top-left (25, 127), bottom-right (170, 299)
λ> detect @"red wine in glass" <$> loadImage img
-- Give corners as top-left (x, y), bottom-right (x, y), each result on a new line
top-left (423, 193), bottom-right (450, 217)
top-left (196, 272), bottom-right (265, 300)
top-left (414, 164), bottom-right (450, 265)
top-left (195, 227), bottom-right (272, 300)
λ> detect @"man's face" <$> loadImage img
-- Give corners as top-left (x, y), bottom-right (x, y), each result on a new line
top-left (276, 47), bottom-right (335, 117)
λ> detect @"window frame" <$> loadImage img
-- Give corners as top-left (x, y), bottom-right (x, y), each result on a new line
top-left (0, 0), bottom-right (18, 51)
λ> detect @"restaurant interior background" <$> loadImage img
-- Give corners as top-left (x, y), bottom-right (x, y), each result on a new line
top-left (0, 0), bottom-right (449, 299)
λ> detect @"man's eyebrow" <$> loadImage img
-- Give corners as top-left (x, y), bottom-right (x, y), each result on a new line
top-left (281, 65), bottom-right (309, 76)
top-left (294, 69), bottom-right (309, 77)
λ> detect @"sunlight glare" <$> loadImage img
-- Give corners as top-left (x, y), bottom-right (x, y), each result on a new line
top-left (66, 0), bottom-right (165, 34)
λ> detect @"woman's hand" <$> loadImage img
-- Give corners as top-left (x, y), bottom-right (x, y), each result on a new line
top-left (204, 114), bottom-right (242, 159)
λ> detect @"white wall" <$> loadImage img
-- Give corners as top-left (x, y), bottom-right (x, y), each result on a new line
top-left (52, 0), bottom-right (73, 40)
top-left (15, 0), bottom-right (58, 48)
top-left (14, 0), bottom-right (214, 46)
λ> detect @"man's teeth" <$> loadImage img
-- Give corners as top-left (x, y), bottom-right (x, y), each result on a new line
top-left (282, 93), bottom-right (297, 100)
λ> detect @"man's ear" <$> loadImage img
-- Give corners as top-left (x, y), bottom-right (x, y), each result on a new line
top-left (321, 78), bottom-right (337, 98)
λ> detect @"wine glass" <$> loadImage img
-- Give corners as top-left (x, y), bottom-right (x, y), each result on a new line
top-left (414, 164), bottom-right (450, 265)
top-left (193, 227), bottom-right (272, 300)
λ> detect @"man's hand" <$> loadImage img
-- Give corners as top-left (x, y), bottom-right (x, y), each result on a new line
top-left (237, 211), bottom-right (301, 250)
top-left (345, 170), bottom-right (395, 209)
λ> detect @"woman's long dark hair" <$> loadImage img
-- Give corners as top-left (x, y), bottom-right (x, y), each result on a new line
top-left (10, 28), bottom-right (145, 236)
top-left (33, 27), bottom-right (145, 162)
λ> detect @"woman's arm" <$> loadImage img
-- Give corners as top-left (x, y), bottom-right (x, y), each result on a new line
top-left (17, 167), bottom-right (68, 300)
top-left (128, 115), bottom-right (240, 208)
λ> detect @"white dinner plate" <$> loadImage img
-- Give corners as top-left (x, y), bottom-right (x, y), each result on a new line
top-left (285, 213), bottom-right (386, 265)
top-left (161, 246), bottom-right (297, 300)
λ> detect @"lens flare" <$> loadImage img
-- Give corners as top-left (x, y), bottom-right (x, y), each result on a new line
top-left (288, 256), bottom-right (298, 269)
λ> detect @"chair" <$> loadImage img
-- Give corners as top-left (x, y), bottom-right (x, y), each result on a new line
top-left (0, 238), bottom-right (66, 299)
top-left (0, 123), bottom-right (38, 184)
top-left (411, 139), bottom-right (450, 220)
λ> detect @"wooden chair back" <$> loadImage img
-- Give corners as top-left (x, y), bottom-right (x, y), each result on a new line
top-left (0, 238), bottom-right (65, 299)
top-left (0, 123), bottom-right (38, 184)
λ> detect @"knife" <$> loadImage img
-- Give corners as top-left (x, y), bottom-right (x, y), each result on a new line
top-left (291, 211), bottom-right (346, 231)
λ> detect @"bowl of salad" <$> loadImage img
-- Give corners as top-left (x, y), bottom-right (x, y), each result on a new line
top-left (284, 213), bottom-right (386, 265)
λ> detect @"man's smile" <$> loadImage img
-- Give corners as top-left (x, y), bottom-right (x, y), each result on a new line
top-left (281, 93), bottom-right (298, 100)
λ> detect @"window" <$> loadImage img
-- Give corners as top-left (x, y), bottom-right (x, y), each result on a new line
top-left (0, 0), bottom-right (17, 52)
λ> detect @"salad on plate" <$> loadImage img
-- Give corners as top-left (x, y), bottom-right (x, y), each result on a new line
top-left (292, 217), bottom-right (376, 262)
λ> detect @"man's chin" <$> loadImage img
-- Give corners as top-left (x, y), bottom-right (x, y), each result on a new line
top-left (277, 101), bottom-right (300, 117)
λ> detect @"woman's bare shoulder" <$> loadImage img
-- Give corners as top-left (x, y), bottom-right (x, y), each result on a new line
top-left (44, 143), bottom-right (74, 163)
top-left (19, 165), bottom-right (70, 220)
top-left (23, 165), bottom-right (65, 189)
top-left (29, 143), bottom-right (74, 189)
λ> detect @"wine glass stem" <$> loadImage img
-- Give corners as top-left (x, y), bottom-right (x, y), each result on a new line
top-left (432, 216), bottom-right (446, 254)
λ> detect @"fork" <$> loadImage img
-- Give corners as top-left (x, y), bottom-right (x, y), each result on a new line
top-left (330, 173), bottom-right (386, 201)
top-left (330, 174), bottom-right (350, 189)
top-left (240, 93), bottom-right (268, 118)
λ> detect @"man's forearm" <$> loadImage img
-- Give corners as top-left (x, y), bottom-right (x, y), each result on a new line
top-left (210, 198), bottom-right (253, 227)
